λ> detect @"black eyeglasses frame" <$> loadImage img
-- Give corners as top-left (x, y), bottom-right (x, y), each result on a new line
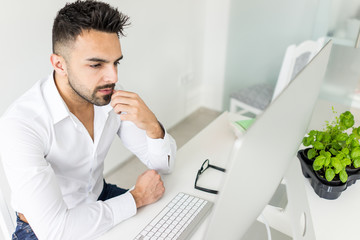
top-left (194, 159), bottom-right (226, 194)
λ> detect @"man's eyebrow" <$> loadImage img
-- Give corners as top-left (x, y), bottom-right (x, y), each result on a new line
top-left (86, 55), bottom-right (123, 63)
top-left (114, 55), bottom-right (123, 62)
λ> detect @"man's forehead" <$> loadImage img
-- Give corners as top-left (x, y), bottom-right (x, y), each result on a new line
top-left (75, 30), bottom-right (120, 47)
top-left (72, 29), bottom-right (122, 59)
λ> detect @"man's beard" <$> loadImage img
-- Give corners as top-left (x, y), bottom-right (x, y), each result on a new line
top-left (68, 76), bottom-right (115, 106)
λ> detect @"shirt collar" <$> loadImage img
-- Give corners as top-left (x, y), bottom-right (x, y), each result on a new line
top-left (42, 73), bottom-right (114, 124)
top-left (42, 73), bottom-right (71, 124)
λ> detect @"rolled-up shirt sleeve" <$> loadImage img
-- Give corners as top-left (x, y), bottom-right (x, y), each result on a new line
top-left (0, 118), bottom-right (136, 240)
top-left (118, 121), bottom-right (177, 174)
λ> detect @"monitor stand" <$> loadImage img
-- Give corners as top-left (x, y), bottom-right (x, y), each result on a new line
top-left (259, 157), bottom-right (315, 239)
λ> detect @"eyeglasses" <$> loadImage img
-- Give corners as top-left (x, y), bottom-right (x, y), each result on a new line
top-left (194, 159), bottom-right (226, 194)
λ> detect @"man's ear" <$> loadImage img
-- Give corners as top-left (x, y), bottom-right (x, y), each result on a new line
top-left (50, 53), bottom-right (67, 76)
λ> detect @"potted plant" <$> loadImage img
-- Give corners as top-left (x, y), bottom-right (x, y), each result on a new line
top-left (298, 108), bottom-right (360, 199)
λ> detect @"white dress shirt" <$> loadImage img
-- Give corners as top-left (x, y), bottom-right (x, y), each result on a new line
top-left (0, 73), bottom-right (176, 240)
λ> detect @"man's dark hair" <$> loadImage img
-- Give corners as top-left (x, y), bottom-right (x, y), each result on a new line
top-left (52, 0), bottom-right (130, 54)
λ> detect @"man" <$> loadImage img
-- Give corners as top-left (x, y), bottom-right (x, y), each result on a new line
top-left (0, 1), bottom-right (176, 239)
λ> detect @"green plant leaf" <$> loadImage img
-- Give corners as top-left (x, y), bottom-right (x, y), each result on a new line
top-left (331, 157), bottom-right (343, 174)
top-left (313, 141), bottom-right (324, 150)
top-left (352, 127), bottom-right (360, 139)
top-left (313, 155), bottom-right (325, 171)
top-left (342, 158), bottom-right (351, 166)
top-left (325, 168), bottom-right (335, 182)
top-left (341, 148), bottom-right (349, 155)
top-left (340, 111), bottom-right (354, 130)
top-left (324, 133), bottom-right (331, 143)
top-left (316, 132), bottom-right (324, 142)
top-left (336, 133), bottom-right (348, 142)
top-left (351, 139), bottom-right (360, 148)
top-left (332, 142), bottom-right (342, 150)
top-left (303, 136), bottom-right (313, 147)
top-left (309, 130), bottom-right (317, 136)
top-left (324, 156), bottom-right (331, 167)
top-left (346, 134), bottom-right (355, 145)
top-left (302, 137), bottom-right (309, 146)
top-left (339, 169), bottom-right (348, 183)
top-left (337, 152), bottom-right (345, 160)
top-left (350, 147), bottom-right (360, 159)
top-left (329, 148), bottom-right (338, 156)
top-left (354, 157), bottom-right (360, 168)
top-left (307, 148), bottom-right (317, 159)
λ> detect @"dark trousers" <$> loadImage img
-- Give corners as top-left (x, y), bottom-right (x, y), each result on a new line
top-left (12, 180), bottom-right (128, 240)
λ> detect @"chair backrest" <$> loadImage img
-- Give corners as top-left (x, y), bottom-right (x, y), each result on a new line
top-left (0, 156), bottom-right (16, 239)
top-left (272, 38), bottom-right (325, 101)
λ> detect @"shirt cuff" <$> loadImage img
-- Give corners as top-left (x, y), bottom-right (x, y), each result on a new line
top-left (146, 130), bottom-right (171, 156)
top-left (104, 191), bottom-right (137, 225)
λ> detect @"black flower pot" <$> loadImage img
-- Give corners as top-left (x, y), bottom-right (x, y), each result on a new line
top-left (297, 148), bottom-right (314, 178)
top-left (297, 148), bottom-right (357, 200)
top-left (346, 166), bottom-right (360, 187)
top-left (346, 165), bottom-right (360, 174)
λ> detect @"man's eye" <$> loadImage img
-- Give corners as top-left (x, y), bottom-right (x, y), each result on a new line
top-left (90, 63), bottom-right (101, 68)
top-left (114, 61), bottom-right (120, 66)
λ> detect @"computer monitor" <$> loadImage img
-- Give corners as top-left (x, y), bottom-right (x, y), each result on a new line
top-left (204, 40), bottom-right (333, 239)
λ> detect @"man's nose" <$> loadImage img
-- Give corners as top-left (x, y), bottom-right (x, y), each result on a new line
top-left (104, 65), bottom-right (118, 84)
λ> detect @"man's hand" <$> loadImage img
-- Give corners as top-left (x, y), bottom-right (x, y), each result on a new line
top-left (111, 90), bottom-right (164, 139)
top-left (130, 170), bottom-right (165, 208)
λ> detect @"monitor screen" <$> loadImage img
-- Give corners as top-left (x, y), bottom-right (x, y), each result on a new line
top-left (204, 40), bottom-right (333, 240)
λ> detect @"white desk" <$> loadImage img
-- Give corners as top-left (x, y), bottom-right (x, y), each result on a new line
top-left (99, 112), bottom-right (238, 240)
top-left (303, 177), bottom-right (360, 240)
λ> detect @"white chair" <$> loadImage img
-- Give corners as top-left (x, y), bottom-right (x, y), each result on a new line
top-left (0, 156), bottom-right (16, 240)
top-left (230, 83), bottom-right (273, 117)
top-left (230, 38), bottom-right (325, 117)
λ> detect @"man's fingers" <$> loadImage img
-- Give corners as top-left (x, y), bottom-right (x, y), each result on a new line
top-left (111, 90), bottom-right (162, 138)
top-left (111, 91), bottom-right (143, 112)
top-left (111, 90), bottom-right (139, 100)
top-left (112, 103), bottom-right (132, 115)
top-left (154, 178), bottom-right (165, 200)
top-left (111, 96), bottom-right (138, 108)
top-left (131, 170), bottom-right (165, 208)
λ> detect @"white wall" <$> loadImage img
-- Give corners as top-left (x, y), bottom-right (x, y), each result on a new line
top-left (0, 1), bottom-right (61, 116)
top-left (200, 0), bottom-right (231, 111)
top-left (111, 0), bottom-right (211, 122)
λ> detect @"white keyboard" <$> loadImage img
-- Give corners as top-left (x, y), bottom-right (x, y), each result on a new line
top-left (134, 192), bottom-right (213, 240)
